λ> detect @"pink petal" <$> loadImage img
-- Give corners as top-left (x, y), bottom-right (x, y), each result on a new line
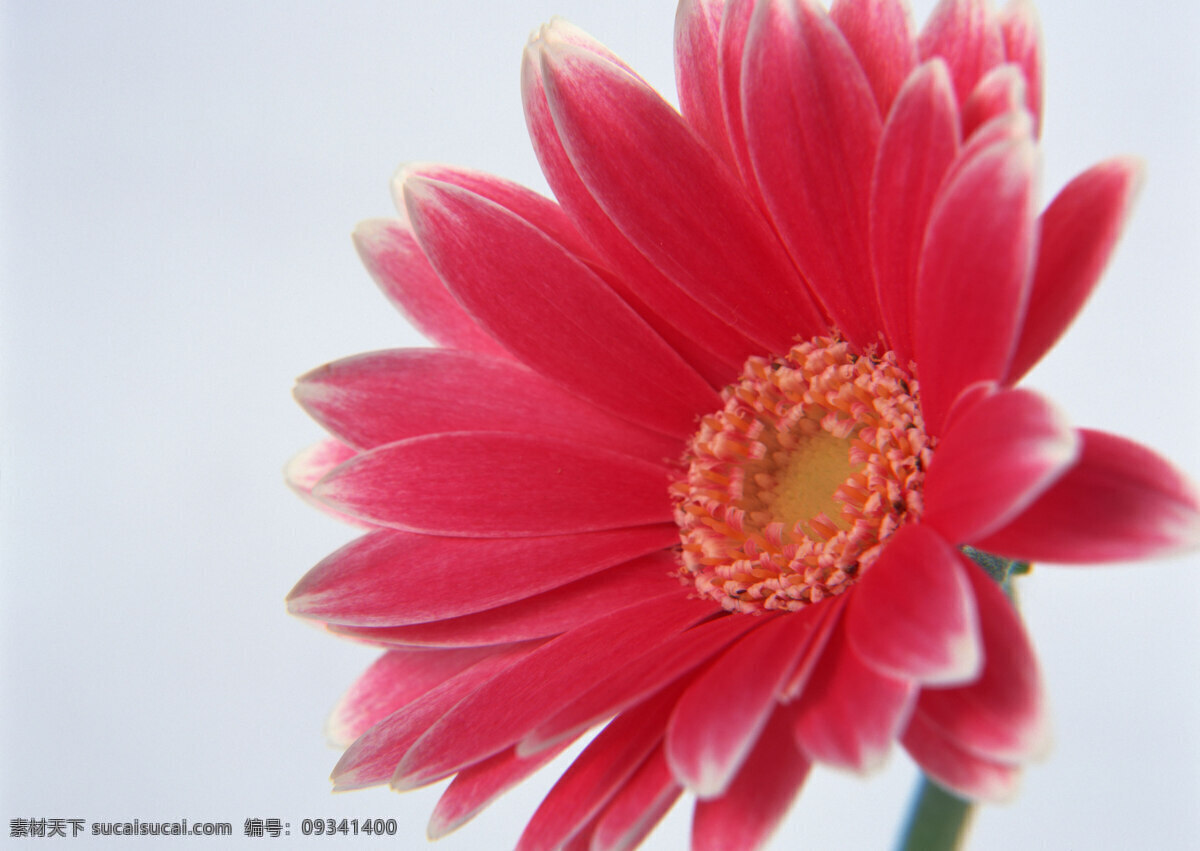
top-left (917, 556), bottom-right (1049, 762)
top-left (778, 595), bottom-right (847, 701)
top-left (1005, 157), bottom-right (1144, 383)
top-left (294, 348), bottom-right (678, 461)
top-left (717, 0), bottom-right (761, 193)
top-left (284, 439), bottom-right (370, 528)
top-left (792, 621), bottom-right (916, 772)
top-left (666, 613), bottom-right (820, 796)
top-left (535, 35), bottom-right (825, 355)
top-left (396, 159), bottom-right (749, 389)
top-left (742, 0), bottom-right (884, 348)
top-left (404, 175), bottom-right (718, 437)
top-left (327, 647), bottom-right (502, 748)
top-left (521, 35), bottom-right (759, 387)
top-left (675, 0), bottom-right (738, 167)
top-left (917, 0), bottom-right (1006, 104)
top-left (327, 553), bottom-right (679, 647)
top-left (978, 429), bottom-right (1200, 563)
top-left (393, 162), bottom-right (599, 264)
top-left (961, 63), bottom-right (1027, 139)
top-left (830, 0), bottom-right (918, 117)
top-left (914, 134), bottom-right (1039, 434)
top-left (312, 432), bottom-right (674, 537)
top-left (691, 707), bottom-right (811, 851)
top-left (515, 682), bottom-right (686, 851)
top-left (869, 59), bottom-right (960, 365)
top-left (523, 613), bottom-right (757, 756)
top-left (902, 711), bottom-right (1021, 803)
top-left (923, 387), bottom-right (1079, 542)
top-left (285, 438), bottom-right (356, 495)
top-left (331, 643), bottom-right (536, 790)
top-left (287, 525), bottom-right (675, 627)
top-left (428, 741), bottom-right (575, 840)
top-left (591, 746), bottom-right (682, 851)
top-left (352, 219), bottom-right (508, 357)
top-left (845, 524), bottom-right (981, 686)
top-left (998, 0), bottom-right (1044, 135)
top-left (393, 594), bottom-right (715, 791)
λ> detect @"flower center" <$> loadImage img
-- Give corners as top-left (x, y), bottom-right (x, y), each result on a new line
top-left (672, 337), bottom-right (933, 613)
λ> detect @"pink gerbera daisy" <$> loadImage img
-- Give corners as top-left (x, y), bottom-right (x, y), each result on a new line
top-left (287, 1), bottom-right (1200, 849)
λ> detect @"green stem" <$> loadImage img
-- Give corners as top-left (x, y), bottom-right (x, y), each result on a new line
top-left (897, 777), bottom-right (975, 851)
top-left (895, 548), bottom-right (1029, 850)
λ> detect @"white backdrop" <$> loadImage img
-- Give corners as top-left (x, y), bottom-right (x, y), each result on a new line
top-left (2, 1), bottom-right (1198, 848)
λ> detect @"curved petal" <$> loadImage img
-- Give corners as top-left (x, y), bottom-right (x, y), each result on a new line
top-left (1005, 157), bottom-right (1144, 384)
top-left (917, 0), bottom-right (1006, 104)
top-left (328, 553), bottom-right (679, 647)
top-left (691, 707), bottom-right (811, 851)
top-left (830, 0), bottom-right (917, 117)
top-left (923, 387), bottom-right (1079, 542)
top-left (327, 647), bottom-right (502, 748)
top-left (404, 175), bottom-right (718, 437)
top-left (393, 594), bottom-right (714, 791)
top-left (666, 613), bottom-right (816, 796)
top-left (535, 34), bottom-right (824, 354)
top-left (916, 556), bottom-right (1049, 762)
top-left (352, 219), bottom-right (508, 357)
top-left (902, 711), bottom-right (1021, 803)
top-left (870, 58), bottom-right (960, 365)
top-left (294, 348), bottom-right (679, 461)
top-left (591, 746), bottom-right (682, 851)
top-left (961, 63), bottom-right (1026, 139)
top-left (515, 681), bottom-right (686, 851)
top-left (675, 0), bottom-right (738, 167)
top-left (284, 439), bottom-right (370, 528)
top-left (717, 0), bottom-right (761, 194)
top-left (287, 525), bottom-right (676, 627)
top-left (522, 613), bottom-right (755, 757)
top-left (742, 0), bottom-right (884, 348)
top-left (914, 133), bottom-right (1039, 434)
top-left (393, 162), bottom-right (599, 264)
top-left (522, 34), bottom-right (760, 386)
top-left (792, 621), bottom-right (916, 772)
top-left (428, 741), bottom-right (575, 840)
top-left (845, 524), bottom-right (981, 686)
top-left (331, 643), bottom-right (536, 790)
top-left (312, 432), bottom-right (674, 537)
top-left (978, 429), bottom-right (1200, 563)
top-left (998, 0), bottom-right (1044, 135)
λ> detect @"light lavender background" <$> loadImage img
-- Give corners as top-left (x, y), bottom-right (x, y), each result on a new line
top-left (2, 1), bottom-right (1197, 848)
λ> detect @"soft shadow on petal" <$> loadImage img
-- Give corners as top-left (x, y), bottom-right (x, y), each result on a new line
top-left (923, 387), bottom-right (1078, 542)
top-left (845, 524), bottom-right (981, 686)
top-left (692, 707), bottom-right (811, 851)
top-left (793, 621), bottom-right (916, 772)
top-left (916, 556), bottom-right (1049, 762)
top-left (902, 710), bottom-right (1021, 803)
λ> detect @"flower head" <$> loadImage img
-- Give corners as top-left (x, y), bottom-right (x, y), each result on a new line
top-left (288, 1), bottom-right (1200, 848)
